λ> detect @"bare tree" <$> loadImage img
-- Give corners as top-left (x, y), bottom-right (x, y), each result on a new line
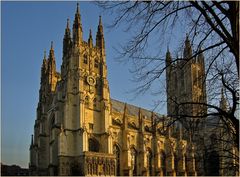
top-left (97, 1), bottom-right (239, 175)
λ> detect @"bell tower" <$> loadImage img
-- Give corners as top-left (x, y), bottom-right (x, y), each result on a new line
top-left (56, 4), bottom-right (115, 176)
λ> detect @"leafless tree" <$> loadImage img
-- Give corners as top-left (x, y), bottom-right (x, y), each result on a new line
top-left (97, 1), bottom-right (239, 175)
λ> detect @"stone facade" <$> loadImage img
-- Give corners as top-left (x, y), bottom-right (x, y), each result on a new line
top-left (29, 4), bottom-right (198, 176)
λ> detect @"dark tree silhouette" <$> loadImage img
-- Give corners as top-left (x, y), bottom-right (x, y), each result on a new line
top-left (97, 1), bottom-right (239, 175)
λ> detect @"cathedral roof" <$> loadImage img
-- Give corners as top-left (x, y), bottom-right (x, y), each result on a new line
top-left (111, 99), bottom-right (162, 119)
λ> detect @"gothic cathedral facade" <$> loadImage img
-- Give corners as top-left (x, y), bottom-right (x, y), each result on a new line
top-left (29, 4), bottom-right (200, 176)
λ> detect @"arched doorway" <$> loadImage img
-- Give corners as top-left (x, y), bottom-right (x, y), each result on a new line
top-left (113, 144), bottom-right (121, 176)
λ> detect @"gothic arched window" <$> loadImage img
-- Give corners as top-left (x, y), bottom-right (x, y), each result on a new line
top-left (161, 151), bottom-right (167, 176)
top-left (174, 153), bottom-right (178, 175)
top-left (88, 138), bottom-right (100, 152)
top-left (113, 144), bottom-right (121, 176)
top-left (147, 148), bottom-right (153, 176)
top-left (83, 54), bottom-right (88, 64)
top-left (94, 59), bottom-right (99, 68)
top-left (130, 147), bottom-right (137, 176)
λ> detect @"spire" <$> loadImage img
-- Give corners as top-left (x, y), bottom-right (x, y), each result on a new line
top-left (96, 15), bottom-right (105, 52)
top-left (123, 103), bottom-right (128, 129)
top-left (65, 18), bottom-right (71, 36)
top-left (183, 33), bottom-right (192, 58)
top-left (31, 135), bottom-right (33, 145)
top-left (197, 46), bottom-right (204, 64)
top-left (63, 18), bottom-right (72, 57)
top-left (49, 41), bottom-right (55, 61)
top-left (88, 29), bottom-right (93, 47)
top-left (73, 2), bottom-right (82, 46)
top-left (98, 16), bottom-right (103, 34)
top-left (44, 50), bottom-right (47, 60)
top-left (220, 87), bottom-right (228, 111)
top-left (41, 50), bottom-right (48, 74)
top-left (48, 41), bottom-right (56, 74)
top-left (76, 2), bottom-right (80, 14)
top-left (30, 134), bottom-right (33, 148)
top-left (166, 47), bottom-right (172, 66)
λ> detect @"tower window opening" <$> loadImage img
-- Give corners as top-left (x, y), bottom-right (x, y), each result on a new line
top-left (147, 149), bottom-right (152, 176)
top-left (94, 59), bottom-right (99, 68)
top-left (88, 138), bottom-right (100, 152)
top-left (84, 55), bottom-right (88, 64)
top-left (161, 151), bottom-right (167, 176)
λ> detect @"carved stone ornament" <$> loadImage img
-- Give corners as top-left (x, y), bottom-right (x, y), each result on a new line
top-left (87, 75), bottom-right (96, 86)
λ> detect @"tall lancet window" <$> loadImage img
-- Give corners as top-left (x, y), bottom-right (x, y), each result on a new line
top-left (83, 54), bottom-right (88, 64)
top-left (147, 148), bottom-right (153, 176)
top-left (174, 153), bottom-right (178, 175)
top-left (161, 151), bottom-right (167, 176)
top-left (113, 144), bottom-right (121, 176)
top-left (130, 147), bottom-right (137, 176)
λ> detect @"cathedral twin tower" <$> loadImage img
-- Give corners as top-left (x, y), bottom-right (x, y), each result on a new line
top-left (30, 4), bottom-right (202, 176)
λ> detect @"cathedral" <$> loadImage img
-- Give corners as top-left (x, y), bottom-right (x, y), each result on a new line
top-left (29, 4), bottom-right (237, 176)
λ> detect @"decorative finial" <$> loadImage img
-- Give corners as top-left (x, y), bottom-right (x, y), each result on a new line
top-left (31, 134), bottom-right (33, 145)
top-left (221, 87), bottom-right (224, 97)
top-left (67, 18), bottom-right (70, 29)
top-left (167, 46), bottom-right (170, 53)
top-left (89, 29), bottom-right (92, 37)
top-left (51, 41), bottom-right (54, 50)
top-left (76, 2), bottom-right (79, 14)
top-left (44, 50), bottom-right (47, 59)
top-left (99, 15), bottom-right (102, 25)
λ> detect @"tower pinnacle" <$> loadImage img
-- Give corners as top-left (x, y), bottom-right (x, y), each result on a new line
top-left (44, 50), bottom-right (47, 60)
top-left (88, 29), bottom-right (93, 47)
top-left (73, 3), bottom-right (82, 45)
top-left (48, 41), bottom-right (56, 73)
top-left (96, 16), bottom-right (105, 54)
top-left (184, 34), bottom-right (192, 58)
top-left (166, 47), bottom-right (172, 66)
top-left (67, 18), bottom-right (70, 30)
top-left (220, 87), bottom-right (228, 111)
top-left (63, 19), bottom-right (72, 58)
top-left (42, 50), bottom-right (48, 70)
top-left (51, 41), bottom-right (53, 50)
top-left (49, 41), bottom-right (55, 60)
top-left (76, 2), bottom-right (79, 14)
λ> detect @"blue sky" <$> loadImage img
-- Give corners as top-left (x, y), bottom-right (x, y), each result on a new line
top-left (1, 1), bottom-right (184, 168)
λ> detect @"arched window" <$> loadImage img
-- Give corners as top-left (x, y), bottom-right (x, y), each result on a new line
top-left (83, 54), bottom-right (88, 64)
top-left (161, 151), bottom-right (166, 176)
top-left (147, 148), bottom-right (152, 176)
top-left (130, 147), bottom-right (137, 176)
top-left (88, 138), bottom-right (100, 152)
top-left (94, 59), bottom-right (99, 68)
top-left (174, 153), bottom-right (178, 175)
top-left (113, 145), bottom-right (121, 176)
